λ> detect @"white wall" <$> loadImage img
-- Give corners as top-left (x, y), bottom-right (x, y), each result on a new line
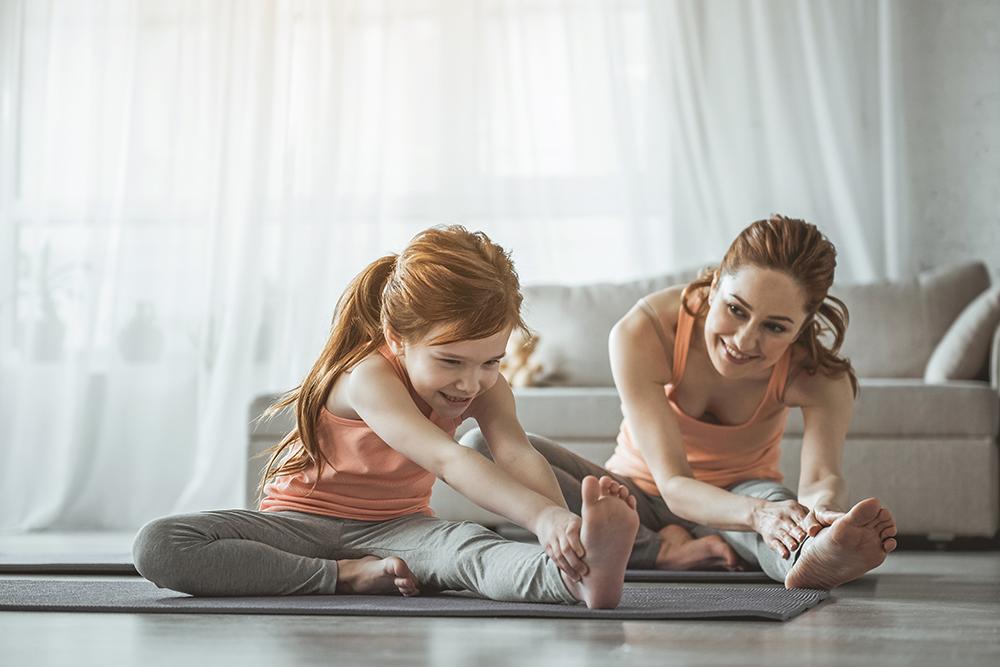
top-left (900, 1), bottom-right (1000, 279)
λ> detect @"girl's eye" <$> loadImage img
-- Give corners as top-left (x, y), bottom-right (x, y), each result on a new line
top-left (727, 304), bottom-right (745, 317)
top-left (440, 359), bottom-right (461, 366)
top-left (766, 323), bottom-right (787, 334)
top-left (485, 360), bottom-right (501, 367)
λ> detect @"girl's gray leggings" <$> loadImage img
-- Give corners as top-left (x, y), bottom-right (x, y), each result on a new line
top-left (132, 508), bottom-right (576, 603)
top-left (461, 429), bottom-right (805, 583)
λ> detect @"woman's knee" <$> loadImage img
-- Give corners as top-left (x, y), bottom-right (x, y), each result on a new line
top-left (458, 428), bottom-right (492, 458)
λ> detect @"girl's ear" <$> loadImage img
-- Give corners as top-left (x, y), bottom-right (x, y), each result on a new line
top-left (384, 326), bottom-right (404, 356)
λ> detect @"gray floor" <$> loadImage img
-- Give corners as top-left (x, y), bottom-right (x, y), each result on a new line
top-left (1, 533), bottom-right (998, 666)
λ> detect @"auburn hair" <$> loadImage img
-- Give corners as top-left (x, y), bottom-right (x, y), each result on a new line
top-left (257, 225), bottom-right (528, 497)
top-left (681, 215), bottom-right (858, 396)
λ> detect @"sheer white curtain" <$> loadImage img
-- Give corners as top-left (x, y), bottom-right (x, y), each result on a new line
top-left (0, 0), bottom-right (904, 531)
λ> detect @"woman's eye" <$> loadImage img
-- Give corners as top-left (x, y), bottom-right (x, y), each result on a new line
top-left (485, 360), bottom-right (501, 367)
top-left (766, 324), bottom-right (787, 334)
top-left (727, 304), bottom-right (744, 317)
top-left (441, 359), bottom-right (461, 366)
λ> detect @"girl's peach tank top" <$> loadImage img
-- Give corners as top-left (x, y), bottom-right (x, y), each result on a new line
top-left (604, 297), bottom-right (791, 494)
top-left (260, 347), bottom-right (465, 521)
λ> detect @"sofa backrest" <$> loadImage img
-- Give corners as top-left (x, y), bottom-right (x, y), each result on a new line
top-left (832, 261), bottom-right (990, 378)
top-left (521, 261), bottom-right (990, 385)
top-left (522, 268), bottom-right (703, 386)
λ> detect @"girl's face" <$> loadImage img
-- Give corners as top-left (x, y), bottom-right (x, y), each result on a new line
top-left (703, 266), bottom-right (809, 379)
top-left (388, 325), bottom-right (510, 418)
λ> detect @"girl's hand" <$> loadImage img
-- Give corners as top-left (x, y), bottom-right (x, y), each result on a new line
top-left (534, 506), bottom-right (588, 582)
top-left (798, 505), bottom-right (846, 537)
top-left (750, 499), bottom-right (811, 559)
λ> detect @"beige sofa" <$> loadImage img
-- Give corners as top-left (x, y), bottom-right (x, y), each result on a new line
top-left (247, 261), bottom-right (1000, 539)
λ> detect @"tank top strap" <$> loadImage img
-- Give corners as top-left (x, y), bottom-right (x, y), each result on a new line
top-left (378, 346), bottom-right (410, 386)
top-left (768, 347), bottom-right (793, 402)
top-left (671, 299), bottom-right (697, 385)
top-left (637, 297), bottom-right (672, 359)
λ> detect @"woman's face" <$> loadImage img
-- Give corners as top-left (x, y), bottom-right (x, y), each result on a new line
top-left (703, 266), bottom-right (809, 379)
top-left (388, 324), bottom-right (510, 418)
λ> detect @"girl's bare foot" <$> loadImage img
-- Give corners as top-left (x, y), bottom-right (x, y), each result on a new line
top-left (785, 497), bottom-right (897, 590)
top-left (562, 475), bottom-right (639, 609)
top-left (655, 525), bottom-right (743, 571)
top-left (335, 555), bottom-right (419, 596)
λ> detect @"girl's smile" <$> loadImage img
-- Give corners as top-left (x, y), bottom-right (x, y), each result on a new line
top-left (388, 325), bottom-right (512, 417)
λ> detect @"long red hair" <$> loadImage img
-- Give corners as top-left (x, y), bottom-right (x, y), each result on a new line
top-left (258, 225), bottom-right (528, 494)
top-left (681, 215), bottom-right (858, 396)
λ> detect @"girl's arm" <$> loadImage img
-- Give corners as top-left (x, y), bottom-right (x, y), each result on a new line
top-left (465, 374), bottom-right (568, 509)
top-left (347, 355), bottom-right (588, 579)
top-left (786, 370), bottom-right (855, 534)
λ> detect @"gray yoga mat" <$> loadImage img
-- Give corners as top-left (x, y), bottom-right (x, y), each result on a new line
top-left (0, 555), bottom-right (138, 575)
top-left (0, 556), bottom-right (769, 582)
top-left (0, 578), bottom-right (826, 621)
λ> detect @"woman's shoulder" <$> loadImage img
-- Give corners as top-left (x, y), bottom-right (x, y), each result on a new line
top-left (783, 346), bottom-right (855, 410)
top-left (610, 284), bottom-right (688, 365)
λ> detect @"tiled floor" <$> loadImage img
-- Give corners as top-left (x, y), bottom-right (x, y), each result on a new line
top-left (1, 533), bottom-right (998, 666)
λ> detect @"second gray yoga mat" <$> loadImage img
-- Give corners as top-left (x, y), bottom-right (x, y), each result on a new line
top-left (0, 556), bottom-right (770, 582)
top-left (0, 578), bottom-right (826, 621)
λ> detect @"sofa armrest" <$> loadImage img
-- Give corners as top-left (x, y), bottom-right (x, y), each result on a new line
top-left (992, 323), bottom-right (1000, 391)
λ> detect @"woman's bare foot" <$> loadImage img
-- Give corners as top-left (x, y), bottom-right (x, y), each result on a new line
top-left (784, 498), bottom-right (897, 590)
top-left (335, 555), bottom-right (419, 596)
top-left (655, 525), bottom-right (743, 571)
top-left (562, 475), bottom-right (639, 609)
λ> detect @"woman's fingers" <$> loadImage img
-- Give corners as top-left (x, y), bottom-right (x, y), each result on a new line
top-left (566, 525), bottom-right (586, 559)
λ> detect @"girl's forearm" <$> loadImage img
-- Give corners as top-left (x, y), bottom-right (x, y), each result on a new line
top-left (659, 475), bottom-right (762, 531)
top-left (493, 448), bottom-right (569, 509)
top-left (439, 446), bottom-right (556, 532)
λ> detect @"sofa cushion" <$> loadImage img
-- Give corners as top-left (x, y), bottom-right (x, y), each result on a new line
top-left (513, 379), bottom-right (998, 440)
top-left (521, 268), bottom-right (702, 386)
top-left (924, 285), bottom-right (1000, 382)
top-left (831, 261), bottom-right (990, 378)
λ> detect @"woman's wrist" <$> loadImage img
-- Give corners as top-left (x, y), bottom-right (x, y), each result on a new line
top-left (745, 497), bottom-right (767, 532)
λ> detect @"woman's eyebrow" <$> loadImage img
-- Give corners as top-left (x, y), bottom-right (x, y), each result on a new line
top-left (731, 294), bottom-right (795, 323)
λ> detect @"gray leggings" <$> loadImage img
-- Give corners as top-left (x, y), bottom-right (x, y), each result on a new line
top-left (461, 429), bottom-right (805, 583)
top-left (132, 508), bottom-right (576, 603)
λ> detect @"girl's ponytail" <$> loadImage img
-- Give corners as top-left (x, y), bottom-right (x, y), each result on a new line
top-left (257, 254), bottom-right (397, 498)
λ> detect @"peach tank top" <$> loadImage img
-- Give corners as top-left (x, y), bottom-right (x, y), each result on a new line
top-left (605, 297), bottom-right (791, 493)
top-left (260, 348), bottom-right (465, 521)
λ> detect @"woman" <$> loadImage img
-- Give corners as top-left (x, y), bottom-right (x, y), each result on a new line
top-left (465, 215), bottom-right (897, 589)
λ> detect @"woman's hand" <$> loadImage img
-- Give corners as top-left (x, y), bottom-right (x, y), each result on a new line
top-left (750, 499), bottom-right (811, 559)
top-left (797, 505), bottom-right (846, 537)
top-left (533, 505), bottom-right (588, 582)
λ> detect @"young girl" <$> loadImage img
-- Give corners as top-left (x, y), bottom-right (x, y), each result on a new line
top-left (132, 226), bottom-right (638, 609)
top-left (465, 215), bottom-right (898, 589)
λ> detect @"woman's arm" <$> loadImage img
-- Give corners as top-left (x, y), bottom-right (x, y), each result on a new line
top-left (466, 374), bottom-right (568, 509)
top-left (609, 302), bottom-right (764, 531)
top-left (787, 369), bottom-right (855, 532)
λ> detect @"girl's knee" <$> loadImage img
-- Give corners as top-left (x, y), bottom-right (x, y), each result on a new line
top-left (131, 515), bottom-right (192, 587)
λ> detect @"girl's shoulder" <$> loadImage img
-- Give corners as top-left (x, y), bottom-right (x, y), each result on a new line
top-left (326, 351), bottom-right (401, 419)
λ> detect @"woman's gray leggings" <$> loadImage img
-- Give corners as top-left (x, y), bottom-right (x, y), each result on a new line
top-left (132, 508), bottom-right (576, 603)
top-left (461, 429), bottom-right (805, 583)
